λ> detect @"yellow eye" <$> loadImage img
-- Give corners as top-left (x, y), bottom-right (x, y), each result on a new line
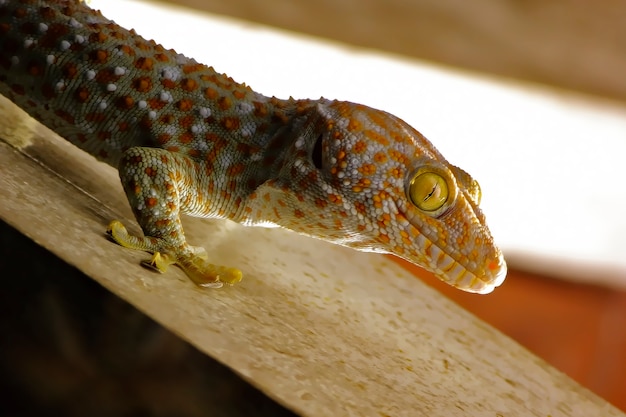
top-left (408, 171), bottom-right (449, 212)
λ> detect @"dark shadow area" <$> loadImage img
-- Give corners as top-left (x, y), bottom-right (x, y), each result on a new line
top-left (0, 221), bottom-right (298, 417)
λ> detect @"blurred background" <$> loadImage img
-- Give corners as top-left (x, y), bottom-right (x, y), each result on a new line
top-left (1, 0), bottom-right (625, 415)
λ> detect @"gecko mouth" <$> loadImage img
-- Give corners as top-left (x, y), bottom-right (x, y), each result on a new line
top-left (430, 249), bottom-right (507, 294)
top-left (397, 205), bottom-right (507, 294)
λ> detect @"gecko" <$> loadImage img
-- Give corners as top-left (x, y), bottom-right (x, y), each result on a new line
top-left (0, 0), bottom-right (507, 293)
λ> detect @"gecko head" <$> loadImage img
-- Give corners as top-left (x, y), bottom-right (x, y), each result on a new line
top-left (257, 100), bottom-right (506, 293)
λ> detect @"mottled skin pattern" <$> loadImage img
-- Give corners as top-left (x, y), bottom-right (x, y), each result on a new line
top-left (0, 0), bottom-right (506, 293)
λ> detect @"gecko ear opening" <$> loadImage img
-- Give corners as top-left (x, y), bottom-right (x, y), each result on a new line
top-left (312, 133), bottom-right (324, 169)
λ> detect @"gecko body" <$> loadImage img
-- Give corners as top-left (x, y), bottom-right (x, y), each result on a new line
top-left (0, 0), bottom-right (506, 293)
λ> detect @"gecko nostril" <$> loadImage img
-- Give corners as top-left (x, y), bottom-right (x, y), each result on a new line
top-left (312, 133), bottom-right (323, 169)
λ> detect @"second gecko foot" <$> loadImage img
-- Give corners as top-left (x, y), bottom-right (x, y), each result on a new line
top-left (107, 220), bottom-right (243, 288)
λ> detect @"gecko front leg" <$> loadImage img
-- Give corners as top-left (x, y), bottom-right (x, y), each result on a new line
top-left (106, 147), bottom-right (242, 287)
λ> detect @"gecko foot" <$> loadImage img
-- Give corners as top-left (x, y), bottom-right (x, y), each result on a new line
top-left (106, 220), bottom-right (243, 288)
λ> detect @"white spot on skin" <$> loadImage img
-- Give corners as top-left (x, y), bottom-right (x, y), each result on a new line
top-left (99, 100), bottom-right (108, 110)
top-left (114, 67), bottom-right (126, 76)
top-left (161, 67), bottom-right (181, 81)
top-left (10, 56), bottom-right (19, 66)
top-left (60, 40), bottom-right (71, 51)
top-left (38, 23), bottom-right (48, 33)
top-left (198, 107), bottom-right (211, 117)
top-left (295, 137), bottom-right (305, 149)
top-left (69, 17), bottom-right (82, 28)
top-left (138, 100), bottom-right (147, 109)
top-left (86, 70), bottom-right (96, 80)
top-left (149, 111), bottom-right (157, 119)
top-left (55, 81), bottom-right (66, 91)
top-left (160, 91), bottom-right (172, 102)
top-left (23, 39), bottom-right (34, 48)
top-left (46, 55), bottom-right (55, 65)
top-left (107, 84), bottom-right (117, 92)
top-left (74, 34), bottom-right (85, 44)
top-left (236, 102), bottom-right (253, 114)
top-left (240, 123), bottom-right (256, 138)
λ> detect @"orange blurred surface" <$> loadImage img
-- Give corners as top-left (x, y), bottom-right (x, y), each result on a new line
top-left (393, 256), bottom-right (626, 412)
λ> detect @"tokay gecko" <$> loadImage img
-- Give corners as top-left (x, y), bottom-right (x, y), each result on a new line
top-left (0, 0), bottom-right (506, 293)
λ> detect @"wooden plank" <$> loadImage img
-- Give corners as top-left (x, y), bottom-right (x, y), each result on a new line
top-left (163, 0), bottom-right (626, 102)
top-left (0, 95), bottom-right (622, 416)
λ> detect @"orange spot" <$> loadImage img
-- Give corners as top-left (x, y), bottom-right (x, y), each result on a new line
top-left (75, 87), bottom-right (89, 103)
top-left (90, 31), bottom-right (108, 43)
top-left (182, 64), bottom-right (204, 74)
top-left (314, 198), bottom-right (328, 209)
top-left (119, 45), bottom-right (134, 56)
top-left (62, 62), bottom-right (78, 79)
top-left (354, 201), bottom-right (367, 215)
top-left (155, 218), bottom-right (171, 228)
top-left (378, 234), bottom-right (390, 244)
top-left (387, 167), bottom-right (403, 179)
top-left (227, 163), bottom-right (245, 176)
top-left (179, 132), bottom-right (194, 144)
top-left (135, 57), bottom-right (153, 70)
top-left (358, 163), bottom-right (376, 176)
top-left (90, 49), bottom-right (108, 64)
top-left (180, 78), bottom-right (198, 92)
top-left (204, 87), bottom-right (218, 100)
top-left (218, 96), bottom-right (232, 110)
top-left (294, 209), bottom-right (305, 218)
top-left (116, 96), bottom-right (134, 109)
top-left (328, 194), bottom-right (342, 205)
top-left (145, 197), bottom-right (158, 208)
top-left (221, 117), bottom-right (240, 131)
top-left (27, 61), bottom-right (43, 76)
top-left (161, 78), bottom-right (176, 89)
top-left (365, 130), bottom-right (390, 146)
top-left (388, 149), bottom-right (408, 164)
top-left (158, 115), bottom-right (174, 125)
top-left (373, 152), bottom-right (387, 163)
top-left (157, 133), bottom-right (171, 144)
top-left (353, 141), bottom-right (367, 153)
top-left (133, 76), bottom-right (152, 92)
top-left (144, 167), bottom-right (157, 177)
top-left (147, 98), bottom-right (166, 110)
top-left (176, 99), bottom-right (194, 112)
top-left (179, 115), bottom-right (194, 129)
top-left (253, 101), bottom-right (267, 117)
top-left (348, 118), bottom-right (362, 131)
top-left (154, 53), bottom-right (169, 62)
top-left (134, 39), bottom-right (151, 51)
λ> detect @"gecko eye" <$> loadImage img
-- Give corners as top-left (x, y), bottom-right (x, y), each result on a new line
top-left (407, 169), bottom-right (453, 213)
top-left (312, 133), bottom-right (324, 169)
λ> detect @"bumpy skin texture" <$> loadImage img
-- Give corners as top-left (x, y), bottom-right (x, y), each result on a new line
top-left (0, 0), bottom-right (507, 293)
